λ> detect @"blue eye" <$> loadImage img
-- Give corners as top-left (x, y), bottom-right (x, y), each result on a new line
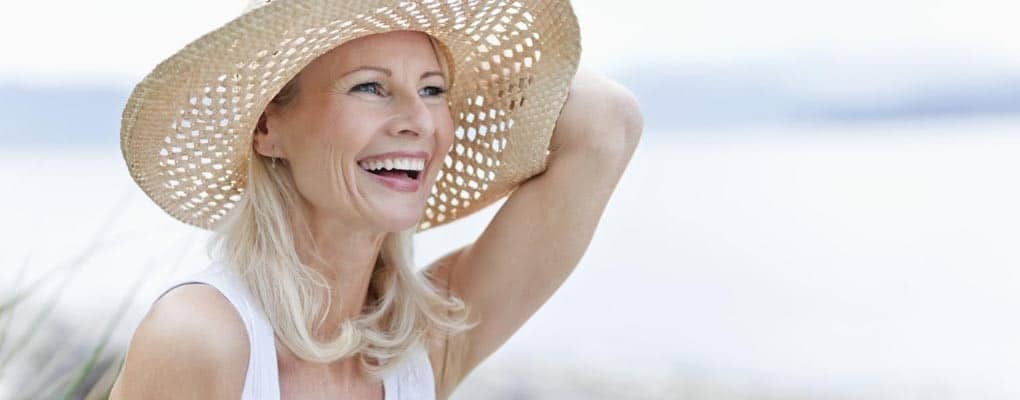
top-left (421, 86), bottom-right (446, 97)
top-left (351, 82), bottom-right (382, 95)
top-left (350, 82), bottom-right (446, 97)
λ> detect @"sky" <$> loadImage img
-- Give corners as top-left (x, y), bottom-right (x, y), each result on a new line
top-left (3, 0), bottom-right (1020, 87)
top-left (3, 0), bottom-right (1019, 139)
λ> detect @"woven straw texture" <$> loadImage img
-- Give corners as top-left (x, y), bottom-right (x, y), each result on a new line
top-left (120, 0), bottom-right (581, 232)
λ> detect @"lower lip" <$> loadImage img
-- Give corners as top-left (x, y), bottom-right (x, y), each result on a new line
top-left (360, 168), bottom-right (421, 193)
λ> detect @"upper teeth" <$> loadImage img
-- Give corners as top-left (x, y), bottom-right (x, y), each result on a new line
top-left (358, 158), bottom-right (426, 172)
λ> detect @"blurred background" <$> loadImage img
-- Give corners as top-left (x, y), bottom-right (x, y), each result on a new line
top-left (2, 0), bottom-right (1019, 398)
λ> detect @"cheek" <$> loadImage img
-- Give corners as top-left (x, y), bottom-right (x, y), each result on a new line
top-left (437, 109), bottom-right (456, 151)
top-left (288, 109), bottom-right (369, 193)
top-left (315, 104), bottom-right (380, 163)
top-left (328, 114), bottom-right (373, 152)
top-left (427, 111), bottom-right (456, 185)
top-left (285, 106), bottom-right (339, 155)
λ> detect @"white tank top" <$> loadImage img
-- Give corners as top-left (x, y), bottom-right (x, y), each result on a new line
top-left (150, 261), bottom-right (437, 400)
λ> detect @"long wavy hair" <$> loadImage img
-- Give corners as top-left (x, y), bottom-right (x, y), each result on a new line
top-left (204, 34), bottom-right (477, 381)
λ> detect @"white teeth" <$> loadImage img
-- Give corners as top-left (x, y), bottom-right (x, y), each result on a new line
top-left (358, 157), bottom-right (426, 172)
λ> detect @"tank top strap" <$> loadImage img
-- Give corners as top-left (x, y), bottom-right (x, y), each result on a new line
top-left (150, 262), bottom-right (436, 400)
top-left (151, 262), bottom-right (282, 400)
top-left (383, 341), bottom-right (437, 400)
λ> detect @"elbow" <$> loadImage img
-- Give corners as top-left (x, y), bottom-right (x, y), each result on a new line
top-left (615, 84), bottom-right (644, 155)
top-left (552, 68), bottom-right (644, 164)
top-left (594, 82), bottom-right (643, 164)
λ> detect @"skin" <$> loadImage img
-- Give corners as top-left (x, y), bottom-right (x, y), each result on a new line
top-left (253, 30), bottom-right (456, 339)
top-left (110, 29), bottom-right (643, 400)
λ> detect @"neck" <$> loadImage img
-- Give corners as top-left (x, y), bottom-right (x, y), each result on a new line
top-left (293, 206), bottom-right (388, 340)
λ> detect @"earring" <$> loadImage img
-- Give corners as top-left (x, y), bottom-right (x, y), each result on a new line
top-left (271, 145), bottom-right (278, 169)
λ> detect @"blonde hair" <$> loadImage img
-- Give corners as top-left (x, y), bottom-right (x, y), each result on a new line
top-left (204, 33), bottom-right (476, 381)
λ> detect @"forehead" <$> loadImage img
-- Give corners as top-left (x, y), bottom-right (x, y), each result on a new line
top-left (310, 30), bottom-right (442, 76)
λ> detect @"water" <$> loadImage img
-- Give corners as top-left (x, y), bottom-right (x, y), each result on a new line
top-left (2, 117), bottom-right (1019, 398)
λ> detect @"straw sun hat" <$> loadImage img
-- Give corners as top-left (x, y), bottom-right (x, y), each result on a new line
top-left (120, 0), bottom-right (581, 232)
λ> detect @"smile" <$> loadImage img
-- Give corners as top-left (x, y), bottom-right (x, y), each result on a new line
top-left (358, 158), bottom-right (425, 193)
top-left (358, 157), bottom-right (424, 180)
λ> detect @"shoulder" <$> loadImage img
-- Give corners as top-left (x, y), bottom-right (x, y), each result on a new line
top-left (109, 283), bottom-right (251, 399)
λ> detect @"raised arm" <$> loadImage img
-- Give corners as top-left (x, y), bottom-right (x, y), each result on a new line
top-left (425, 65), bottom-right (643, 398)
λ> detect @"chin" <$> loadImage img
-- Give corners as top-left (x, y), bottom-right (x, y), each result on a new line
top-left (376, 207), bottom-right (425, 232)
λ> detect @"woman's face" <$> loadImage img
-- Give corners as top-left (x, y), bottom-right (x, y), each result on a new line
top-left (257, 30), bottom-right (454, 232)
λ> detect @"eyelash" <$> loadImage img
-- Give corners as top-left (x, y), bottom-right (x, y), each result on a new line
top-left (351, 82), bottom-right (446, 97)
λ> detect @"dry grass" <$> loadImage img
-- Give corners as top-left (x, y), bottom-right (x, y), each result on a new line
top-left (0, 191), bottom-right (190, 400)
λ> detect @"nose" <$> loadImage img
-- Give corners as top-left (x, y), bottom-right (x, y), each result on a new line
top-left (387, 88), bottom-right (435, 138)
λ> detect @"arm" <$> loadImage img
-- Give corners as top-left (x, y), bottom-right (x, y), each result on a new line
top-left (426, 65), bottom-right (643, 397)
top-left (109, 285), bottom-right (250, 399)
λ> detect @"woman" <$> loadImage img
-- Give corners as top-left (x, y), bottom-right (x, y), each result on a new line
top-left (110, 1), bottom-right (641, 399)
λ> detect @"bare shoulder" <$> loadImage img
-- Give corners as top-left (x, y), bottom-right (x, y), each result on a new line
top-left (109, 283), bottom-right (250, 399)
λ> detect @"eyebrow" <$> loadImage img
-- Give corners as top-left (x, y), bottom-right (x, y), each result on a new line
top-left (339, 66), bottom-right (445, 81)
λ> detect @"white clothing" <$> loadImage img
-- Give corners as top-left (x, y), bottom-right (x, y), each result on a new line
top-left (151, 261), bottom-right (436, 400)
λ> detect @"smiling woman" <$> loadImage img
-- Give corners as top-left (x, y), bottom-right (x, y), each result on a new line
top-left (108, 0), bottom-right (640, 399)
top-left (251, 31), bottom-right (457, 230)
top-left (200, 30), bottom-right (470, 399)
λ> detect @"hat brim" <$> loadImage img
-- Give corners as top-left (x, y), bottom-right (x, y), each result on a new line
top-left (120, 0), bottom-right (581, 232)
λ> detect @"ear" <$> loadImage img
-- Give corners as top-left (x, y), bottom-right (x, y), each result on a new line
top-left (252, 104), bottom-right (284, 159)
